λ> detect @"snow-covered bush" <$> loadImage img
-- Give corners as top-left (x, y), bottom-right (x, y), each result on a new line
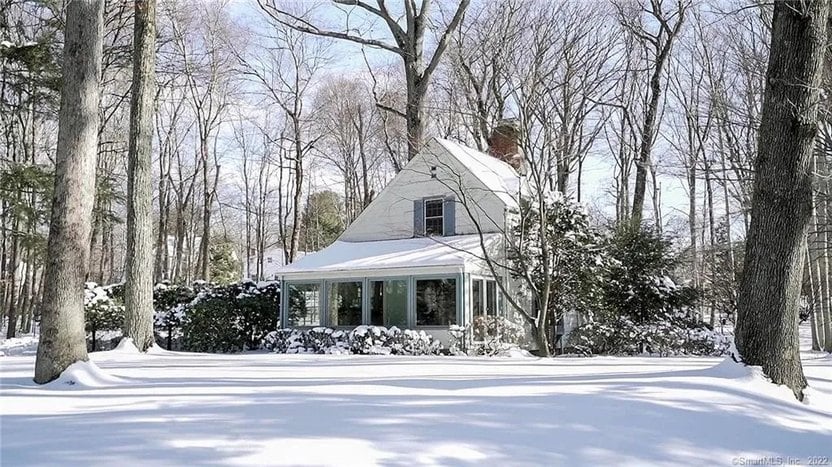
top-left (601, 225), bottom-right (698, 324)
top-left (507, 191), bottom-right (609, 354)
top-left (182, 280), bottom-right (279, 353)
top-left (388, 328), bottom-right (441, 355)
top-left (568, 313), bottom-right (730, 356)
top-left (261, 326), bottom-right (441, 356)
top-left (350, 325), bottom-right (392, 354)
top-left (153, 282), bottom-right (202, 350)
top-left (84, 282), bottom-right (124, 351)
top-left (261, 327), bottom-right (350, 354)
top-left (262, 329), bottom-right (295, 353)
top-left (567, 226), bottom-right (719, 356)
top-left (449, 317), bottom-right (526, 356)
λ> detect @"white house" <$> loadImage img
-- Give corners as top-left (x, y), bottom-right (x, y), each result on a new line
top-left (244, 246), bottom-right (306, 281)
top-left (275, 131), bottom-right (531, 345)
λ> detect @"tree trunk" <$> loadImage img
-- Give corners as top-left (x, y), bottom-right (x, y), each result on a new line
top-left (5, 215), bottom-right (19, 338)
top-left (34, 0), bottom-right (104, 384)
top-left (630, 60), bottom-right (664, 225)
top-left (198, 136), bottom-right (212, 281)
top-left (123, 0), bottom-right (157, 352)
top-left (704, 157), bottom-right (717, 327)
top-left (735, 0), bottom-right (829, 400)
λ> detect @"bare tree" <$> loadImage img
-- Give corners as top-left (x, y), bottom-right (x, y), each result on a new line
top-left (442, 0), bottom-right (522, 150)
top-left (735, 0), bottom-right (829, 400)
top-left (233, 20), bottom-right (326, 263)
top-left (614, 0), bottom-right (689, 225)
top-left (167, 0), bottom-right (234, 281)
top-left (257, 0), bottom-right (470, 162)
top-left (34, 0), bottom-right (104, 384)
top-left (313, 78), bottom-right (384, 224)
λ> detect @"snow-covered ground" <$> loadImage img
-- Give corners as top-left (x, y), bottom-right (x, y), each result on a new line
top-left (1, 330), bottom-right (830, 466)
top-left (0, 334), bottom-right (38, 357)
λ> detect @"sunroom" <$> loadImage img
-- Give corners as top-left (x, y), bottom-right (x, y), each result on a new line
top-left (275, 234), bottom-right (509, 344)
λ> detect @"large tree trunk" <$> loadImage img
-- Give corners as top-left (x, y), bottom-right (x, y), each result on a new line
top-left (735, 0), bottom-right (829, 400)
top-left (123, 0), bottom-right (157, 352)
top-left (34, 0), bottom-right (104, 384)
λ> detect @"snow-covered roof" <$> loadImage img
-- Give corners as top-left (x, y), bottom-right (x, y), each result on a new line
top-left (245, 248), bottom-right (306, 280)
top-left (433, 138), bottom-right (523, 207)
top-left (276, 233), bottom-right (501, 276)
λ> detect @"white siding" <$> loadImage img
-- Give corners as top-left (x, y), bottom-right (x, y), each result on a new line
top-left (340, 139), bottom-right (509, 242)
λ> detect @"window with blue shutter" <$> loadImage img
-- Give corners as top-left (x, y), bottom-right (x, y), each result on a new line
top-left (443, 196), bottom-right (456, 236)
top-left (413, 199), bottom-right (425, 236)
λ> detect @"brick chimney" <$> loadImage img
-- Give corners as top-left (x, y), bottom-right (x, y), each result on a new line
top-left (487, 119), bottom-right (523, 172)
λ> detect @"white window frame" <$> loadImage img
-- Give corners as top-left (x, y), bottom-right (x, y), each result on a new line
top-left (423, 198), bottom-right (444, 236)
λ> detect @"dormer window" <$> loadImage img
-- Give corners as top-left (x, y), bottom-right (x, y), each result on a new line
top-left (424, 199), bottom-right (444, 236)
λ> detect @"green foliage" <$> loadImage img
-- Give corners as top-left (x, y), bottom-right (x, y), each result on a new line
top-left (568, 313), bottom-right (729, 356)
top-left (508, 192), bottom-right (608, 329)
top-left (300, 190), bottom-right (345, 250)
top-left (567, 225), bottom-right (710, 356)
top-left (84, 282), bottom-right (124, 351)
top-left (600, 224), bottom-right (698, 324)
top-left (209, 240), bottom-right (240, 285)
top-left (0, 164), bottom-right (53, 260)
top-left (152, 282), bottom-right (204, 350)
top-left (181, 281), bottom-right (279, 352)
top-left (181, 299), bottom-right (243, 353)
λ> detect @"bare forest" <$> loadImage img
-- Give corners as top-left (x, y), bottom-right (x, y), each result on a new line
top-left (2, 0), bottom-right (831, 390)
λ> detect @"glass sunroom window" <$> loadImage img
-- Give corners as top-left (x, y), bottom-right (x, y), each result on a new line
top-left (370, 280), bottom-right (408, 328)
top-left (486, 280), bottom-right (499, 315)
top-left (472, 278), bottom-right (485, 340)
top-left (287, 283), bottom-right (321, 327)
top-left (416, 278), bottom-right (457, 326)
top-left (328, 281), bottom-right (363, 326)
top-left (472, 279), bottom-right (484, 317)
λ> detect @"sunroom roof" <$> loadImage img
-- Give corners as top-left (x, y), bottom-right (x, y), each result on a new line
top-left (276, 233), bottom-right (502, 275)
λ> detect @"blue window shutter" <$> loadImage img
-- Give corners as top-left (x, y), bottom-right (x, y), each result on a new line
top-left (443, 196), bottom-right (456, 236)
top-left (413, 199), bottom-right (425, 236)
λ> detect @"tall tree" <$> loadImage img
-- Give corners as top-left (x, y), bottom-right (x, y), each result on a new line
top-left (257, 0), bottom-right (471, 162)
top-left (123, 0), bottom-right (157, 351)
top-left (614, 0), bottom-right (688, 225)
top-left (735, 0), bottom-right (829, 400)
top-left (34, 0), bottom-right (105, 384)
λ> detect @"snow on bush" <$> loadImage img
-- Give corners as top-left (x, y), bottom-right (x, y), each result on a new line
top-left (84, 282), bottom-right (124, 351)
top-left (181, 280), bottom-right (279, 353)
top-left (80, 280), bottom-right (279, 353)
top-left (568, 312), bottom-right (730, 357)
top-left (449, 317), bottom-right (527, 356)
top-left (261, 326), bottom-right (441, 356)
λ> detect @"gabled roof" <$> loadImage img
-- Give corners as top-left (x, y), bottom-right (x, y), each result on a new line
top-left (432, 138), bottom-right (523, 208)
top-left (277, 233), bottom-right (502, 276)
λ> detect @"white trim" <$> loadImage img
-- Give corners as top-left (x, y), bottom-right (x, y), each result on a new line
top-left (423, 197), bottom-right (444, 237)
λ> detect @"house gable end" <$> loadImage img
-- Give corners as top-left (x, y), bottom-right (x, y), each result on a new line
top-left (338, 138), bottom-right (513, 243)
